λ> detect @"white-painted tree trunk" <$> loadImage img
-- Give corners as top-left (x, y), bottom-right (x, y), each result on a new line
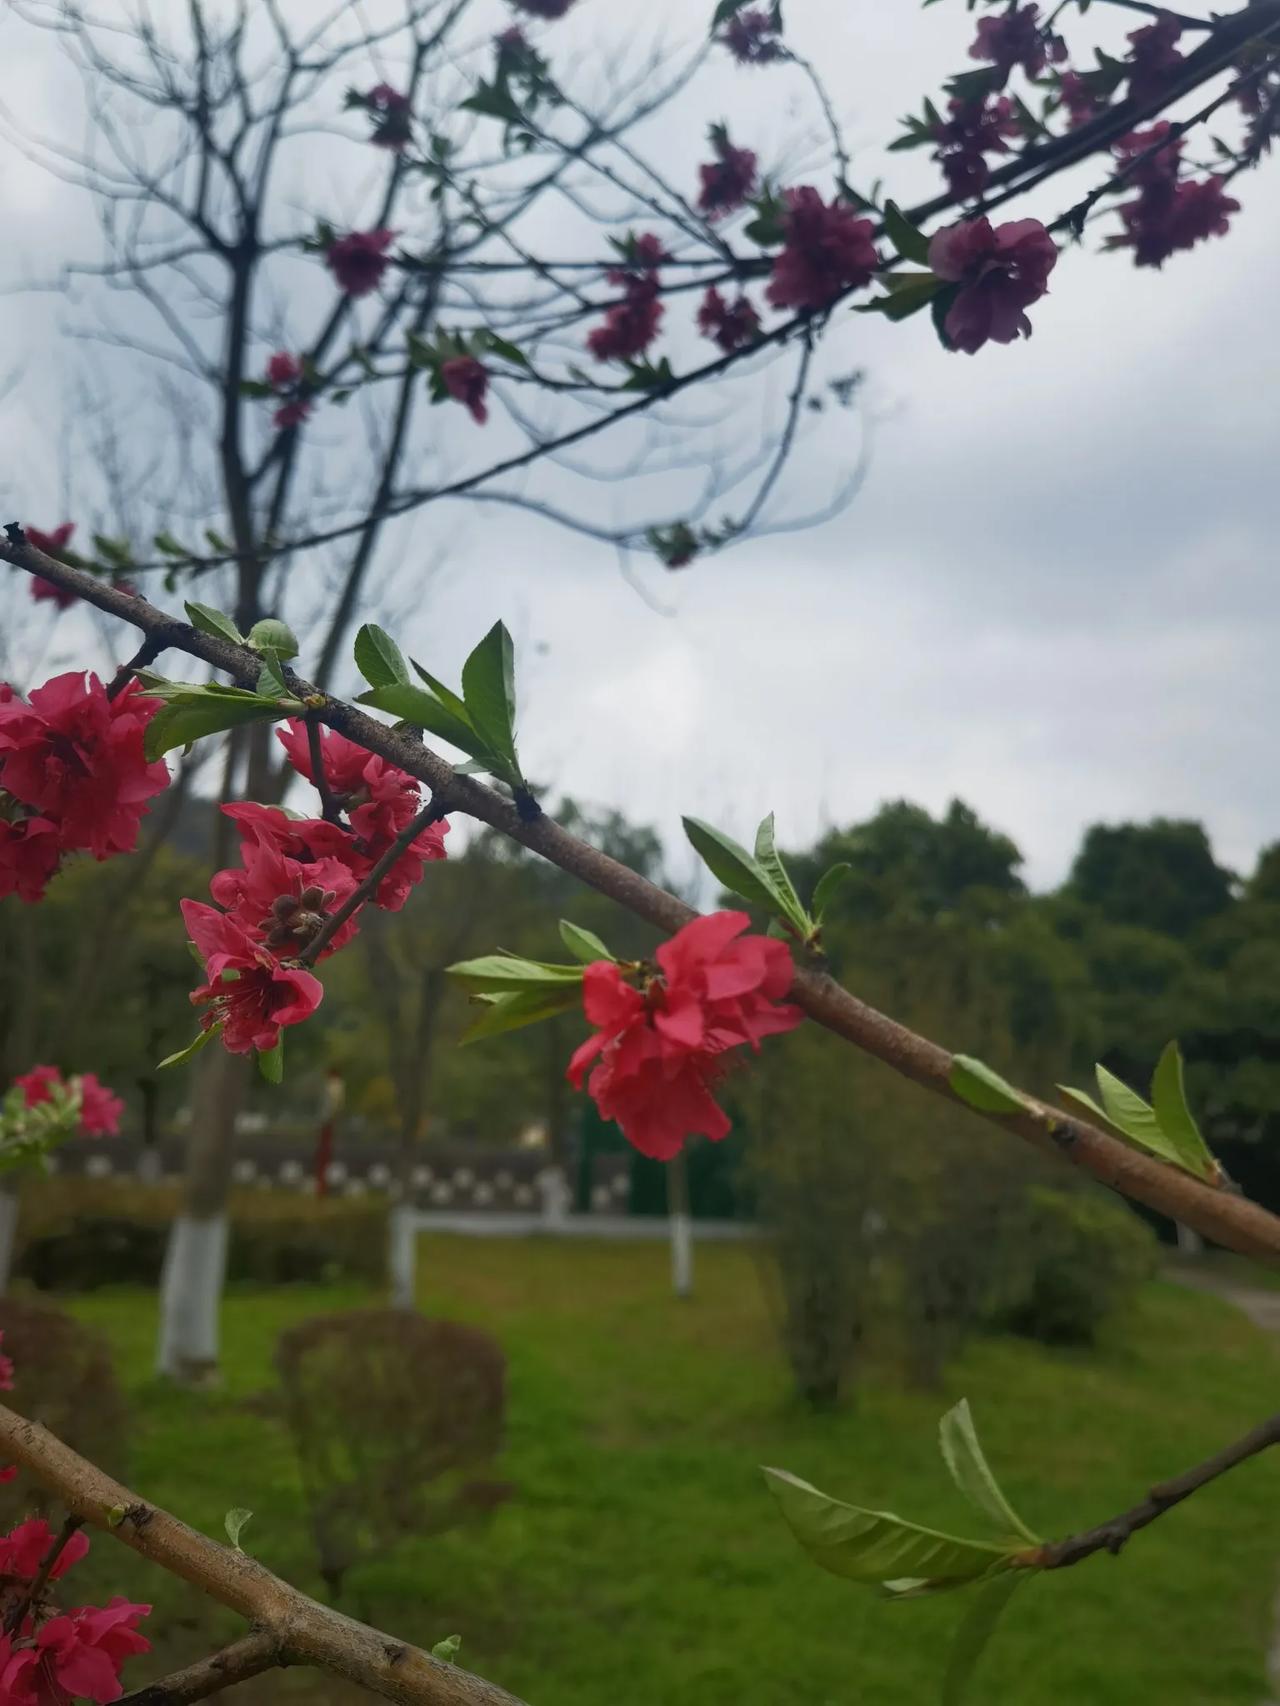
top-left (388, 1203), bottom-right (418, 1310)
top-left (157, 1214), bottom-right (228, 1382)
top-left (0, 1191), bottom-right (20, 1295)
top-left (1175, 1222), bottom-right (1204, 1257)
top-left (670, 1211), bottom-right (694, 1299)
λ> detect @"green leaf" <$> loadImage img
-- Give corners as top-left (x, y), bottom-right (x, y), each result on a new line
top-left (753, 813), bottom-right (811, 933)
top-left (448, 954), bottom-right (586, 994)
top-left (1095, 1063), bottom-right (1166, 1151)
top-left (185, 602), bottom-right (244, 646)
top-left (949, 1056), bottom-right (1026, 1116)
top-left (357, 683), bottom-right (479, 756)
top-left (204, 528), bottom-right (231, 552)
top-left (938, 1401), bottom-right (1039, 1545)
top-left (355, 623), bottom-right (411, 688)
top-left (559, 920), bottom-right (616, 965)
top-left (712, 0), bottom-right (751, 23)
top-left (942, 1573), bottom-right (1026, 1706)
top-left (224, 1508), bottom-right (253, 1551)
top-left (153, 531), bottom-right (190, 558)
top-left (461, 621), bottom-right (520, 778)
top-left (883, 200), bottom-right (932, 265)
top-left (682, 817), bottom-right (788, 917)
top-left (812, 861), bottom-right (853, 921)
top-left (431, 1636), bottom-right (462, 1664)
top-left (1150, 1041), bottom-right (1218, 1182)
top-left (238, 379), bottom-right (275, 398)
top-left (158, 1027), bottom-right (220, 1071)
top-left (256, 652), bottom-right (289, 700)
top-left (144, 690), bottom-right (295, 761)
top-left (247, 618), bottom-right (299, 660)
top-left (92, 534), bottom-right (134, 569)
top-left (460, 985), bottom-right (584, 1044)
top-left (257, 1038), bottom-right (284, 1084)
top-left (763, 1467), bottom-right (1017, 1593)
top-left (856, 273), bottom-right (944, 322)
top-left (411, 660), bottom-right (472, 725)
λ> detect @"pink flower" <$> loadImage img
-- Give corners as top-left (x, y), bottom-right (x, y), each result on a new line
top-left (720, 8), bottom-right (784, 65)
top-left (0, 816), bottom-right (62, 904)
top-left (325, 229), bottom-right (396, 297)
top-left (0, 1517), bottom-right (92, 1583)
top-left (24, 525), bottom-right (78, 611)
top-left (266, 352), bottom-right (302, 388)
top-left (210, 833), bottom-right (361, 958)
top-left (697, 131), bottom-right (758, 219)
top-left (1108, 125), bottom-right (1237, 267)
top-left (697, 287), bottom-right (761, 352)
top-left (1058, 70), bottom-right (1101, 129)
top-left (14, 1067), bottom-right (123, 1137)
top-left (971, 4), bottom-right (1065, 81)
top-left (567, 911), bottom-right (802, 1160)
top-left (766, 187), bottom-right (879, 312)
top-left (182, 901), bottom-right (324, 1054)
top-left (272, 399), bottom-right (312, 430)
top-left (1126, 12), bottom-right (1184, 107)
top-left (931, 96), bottom-right (1020, 198)
top-left (0, 676), bottom-right (168, 863)
top-left (929, 216), bottom-right (1057, 353)
top-left (1, 1598), bottom-right (150, 1705)
top-left (441, 356), bottom-right (490, 425)
top-left (587, 236), bottom-right (668, 363)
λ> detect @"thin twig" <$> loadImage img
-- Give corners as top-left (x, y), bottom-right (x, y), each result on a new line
top-left (118, 1631), bottom-right (283, 1706)
top-left (296, 797), bottom-right (448, 967)
top-left (1033, 1411), bottom-right (1280, 1570)
top-left (305, 716), bottom-right (344, 826)
top-left (105, 635), bottom-right (168, 700)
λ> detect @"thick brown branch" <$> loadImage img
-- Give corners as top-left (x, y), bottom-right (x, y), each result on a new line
top-left (5, 531), bottom-right (1280, 1263)
top-left (118, 1630), bottom-right (282, 1705)
top-left (1033, 1411), bottom-right (1280, 1570)
top-left (0, 1404), bottom-right (525, 1706)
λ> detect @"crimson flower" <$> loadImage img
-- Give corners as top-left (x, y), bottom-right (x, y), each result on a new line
top-left (1126, 12), bottom-right (1184, 106)
top-left (766, 187), bottom-right (879, 313)
top-left (266, 352), bottom-right (302, 388)
top-left (929, 216), bottom-right (1057, 353)
top-left (0, 1518), bottom-right (91, 1583)
top-left (720, 9), bottom-right (784, 65)
top-left (0, 675), bottom-right (168, 863)
top-left (697, 287), bottom-right (761, 352)
top-left (210, 833), bottom-right (361, 958)
top-left (932, 95), bottom-right (1020, 199)
top-left (182, 902), bottom-right (324, 1055)
top-left (1110, 125), bottom-right (1237, 266)
top-left (441, 356), bottom-right (491, 424)
top-left (1057, 70), bottom-right (1101, 129)
top-left (273, 400), bottom-right (312, 429)
top-left (0, 1332), bottom-right (12, 1392)
top-left (697, 131), bottom-right (758, 219)
top-left (325, 229), bottom-right (395, 296)
top-left (0, 816), bottom-right (62, 903)
top-left (971, 4), bottom-right (1065, 81)
top-left (364, 83), bottom-right (412, 149)
top-left (0, 1598), bottom-right (150, 1706)
top-left (567, 910), bottom-right (802, 1160)
top-left (586, 235), bottom-right (668, 363)
top-left (24, 524), bottom-right (78, 611)
top-left (15, 1066), bottom-right (123, 1137)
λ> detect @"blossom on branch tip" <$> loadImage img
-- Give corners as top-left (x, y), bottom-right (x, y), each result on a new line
top-left (0, 816), bottom-right (62, 904)
top-left (567, 910), bottom-right (803, 1160)
top-left (1057, 70), bottom-right (1102, 130)
top-left (697, 130), bottom-right (758, 218)
top-left (697, 287), bottom-right (761, 352)
top-left (24, 524), bottom-right (78, 611)
top-left (325, 229), bottom-right (396, 297)
top-left (720, 8), bottom-right (784, 66)
top-left (364, 84), bottom-right (412, 150)
top-left (928, 216), bottom-right (1057, 353)
top-left (441, 356), bottom-right (491, 424)
top-left (931, 96), bottom-right (1019, 199)
top-left (766, 187), bottom-right (879, 312)
top-left (1125, 11), bottom-right (1184, 107)
top-left (182, 901), bottom-right (324, 1055)
top-left (587, 234), bottom-right (667, 363)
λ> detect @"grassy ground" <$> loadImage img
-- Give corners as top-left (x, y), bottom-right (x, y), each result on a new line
top-left (37, 1238), bottom-right (1280, 1706)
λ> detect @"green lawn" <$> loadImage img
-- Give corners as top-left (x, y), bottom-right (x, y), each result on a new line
top-left (42, 1238), bottom-right (1280, 1706)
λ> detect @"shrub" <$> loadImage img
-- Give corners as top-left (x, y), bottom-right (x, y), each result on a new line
top-left (14, 1178), bottom-right (386, 1291)
top-left (998, 1186), bottom-right (1158, 1345)
top-left (275, 1309), bottom-right (511, 1597)
top-left (0, 1297), bottom-right (128, 1520)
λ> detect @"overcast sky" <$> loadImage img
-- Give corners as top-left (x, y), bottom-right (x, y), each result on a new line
top-left (2, 0), bottom-right (1277, 891)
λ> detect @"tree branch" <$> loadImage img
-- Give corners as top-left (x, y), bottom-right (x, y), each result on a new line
top-left (6, 529), bottom-right (1280, 1262)
top-left (297, 799), bottom-right (447, 967)
top-left (118, 1631), bottom-right (283, 1706)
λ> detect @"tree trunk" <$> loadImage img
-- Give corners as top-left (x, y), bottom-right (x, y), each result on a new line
top-left (0, 1189), bottom-right (20, 1295)
top-left (668, 1151), bottom-right (694, 1299)
top-left (156, 1044), bottom-right (246, 1382)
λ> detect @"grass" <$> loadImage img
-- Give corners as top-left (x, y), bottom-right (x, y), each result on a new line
top-left (33, 1238), bottom-right (1280, 1706)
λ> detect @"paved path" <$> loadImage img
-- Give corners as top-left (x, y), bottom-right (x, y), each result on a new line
top-left (1166, 1262), bottom-right (1280, 1703)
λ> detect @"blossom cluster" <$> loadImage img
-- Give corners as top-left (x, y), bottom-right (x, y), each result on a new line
top-left (182, 722), bottom-right (449, 1056)
top-left (13, 1068), bottom-right (123, 1139)
top-left (0, 674), bottom-right (168, 903)
top-left (568, 911), bottom-right (803, 1160)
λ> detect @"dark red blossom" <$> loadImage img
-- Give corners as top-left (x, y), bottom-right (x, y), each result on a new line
top-left (720, 8), bottom-right (784, 65)
top-left (1057, 70), bottom-right (1102, 129)
top-left (931, 96), bottom-right (1020, 199)
top-left (210, 835), bottom-right (361, 959)
top-left (0, 815), bottom-right (61, 903)
top-left (0, 675), bottom-right (168, 864)
top-left (567, 910), bottom-right (802, 1160)
top-left (971, 4), bottom-right (1065, 81)
top-left (1110, 125), bottom-right (1238, 266)
top-left (766, 187), bottom-right (879, 312)
top-left (273, 399), bottom-right (312, 430)
top-left (441, 356), bottom-right (491, 424)
top-left (24, 524), bottom-right (78, 610)
top-left (364, 83), bottom-right (412, 150)
top-left (1125, 12), bottom-right (1184, 107)
top-left (928, 216), bottom-right (1058, 353)
top-left (325, 229), bottom-right (396, 297)
top-left (697, 287), bottom-right (761, 352)
top-left (587, 235), bottom-right (667, 363)
top-left (697, 130), bottom-right (758, 219)
top-left (182, 901), bottom-right (324, 1055)
top-left (266, 351), bottom-right (302, 388)
top-left (496, 25), bottom-right (528, 52)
